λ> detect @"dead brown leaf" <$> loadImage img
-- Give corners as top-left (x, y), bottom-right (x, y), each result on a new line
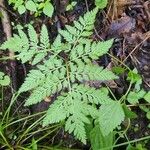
top-left (107, 15), bottom-right (136, 37)
top-left (107, 0), bottom-right (136, 20)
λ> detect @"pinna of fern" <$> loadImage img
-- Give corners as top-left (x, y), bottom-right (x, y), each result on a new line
top-left (0, 8), bottom-right (125, 143)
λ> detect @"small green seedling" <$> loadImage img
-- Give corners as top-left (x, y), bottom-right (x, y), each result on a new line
top-left (66, 1), bottom-right (77, 11)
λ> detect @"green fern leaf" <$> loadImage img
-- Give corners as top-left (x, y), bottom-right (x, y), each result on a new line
top-left (28, 24), bottom-right (38, 48)
top-left (43, 91), bottom-right (90, 143)
top-left (65, 25), bottom-right (79, 36)
top-left (74, 84), bottom-right (114, 105)
top-left (19, 70), bottom-right (45, 93)
top-left (52, 35), bottom-right (61, 50)
top-left (59, 30), bottom-right (74, 43)
top-left (24, 76), bottom-right (64, 106)
top-left (17, 28), bottom-right (29, 52)
top-left (40, 25), bottom-right (50, 49)
top-left (90, 39), bottom-right (114, 59)
top-left (59, 8), bottom-right (98, 43)
top-left (0, 8), bottom-right (118, 144)
top-left (43, 93), bottom-right (72, 125)
top-left (0, 34), bottom-right (23, 52)
top-left (43, 84), bottom-right (114, 143)
top-left (32, 52), bottom-right (46, 65)
top-left (24, 85), bottom-right (49, 106)
top-left (65, 115), bottom-right (87, 144)
top-left (70, 62), bottom-right (117, 82)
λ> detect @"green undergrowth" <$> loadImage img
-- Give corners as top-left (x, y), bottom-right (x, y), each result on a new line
top-left (8, 0), bottom-right (54, 17)
top-left (0, 1), bottom-right (150, 149)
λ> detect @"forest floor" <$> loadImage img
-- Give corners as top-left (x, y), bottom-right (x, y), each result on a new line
top-left (0, 0), bottom-right (150, 149)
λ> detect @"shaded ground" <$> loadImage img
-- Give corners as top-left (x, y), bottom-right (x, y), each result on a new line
top-left (0, 0), bottom-right (150, 149)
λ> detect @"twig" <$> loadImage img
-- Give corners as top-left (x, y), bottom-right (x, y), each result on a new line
top-left (0, 4), bottom-right (17, 17)
top-left (0, 0), bottom-right (17, 92)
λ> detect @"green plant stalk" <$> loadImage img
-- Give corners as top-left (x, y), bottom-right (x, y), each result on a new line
top-left (14, 146), bottom-right (29, 150)
top-left (113, 119), bottom-right (131, 147)
top-left (106, 85), bottom-right (117, 101)
top-left (124, 133), bottom-right (130, 145)
top-left (120, 69), bottom-right (134, 103)
top-left (1, 86), bottom-right (4, 112)
top-left (17, 115), bottom-right (45, 145)
top-left (120, 80), bottom-right (133, 103)
top-left (38, 145), bottom-right (80, 150)
top-left (2, 92), bottom-right (20, 124)
top-left (0, 55), bottom-right (18, 61)
top-left (65, 60), bottom-right (72, 92)
top-left (22, 124), bottom-right (61, 144)
top-left (108, 53), bottom-right (131, 72)
top-left (108, 53), bottom-right (134, 103)
top-left (25, 125), bottom-right (61, 149)
top-left (36, 125), bottom-right (61, 143)
top-left (4, 111), bottom-right (46, 128)
top-left (0, 131), bottom-right (12, 149)
top-left (102, 135), bottom-right (150, 150)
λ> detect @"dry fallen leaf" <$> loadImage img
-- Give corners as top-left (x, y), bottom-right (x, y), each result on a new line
top-left (107, 15), bottom-right (136, 38)
top-left (107, 0), bottom-right (136, 20)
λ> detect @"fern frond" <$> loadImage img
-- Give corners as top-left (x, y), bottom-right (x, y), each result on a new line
top-left (59, 8), bottom-right (98, 44)
top-left (40, 25), bottom-right (50, 49)
top-left (43, 93), bottom-right (72, 125)
top-left (19, 70), bottom-right (45, 93)
top-left (0, 25), bottom-right (50, 64)
top-left (69, 39), bottom-right (114, 61)
top-left (0, 8), bottom-right (119, 143)
top-left (70, 61), bottom-right (117, 82)
top-left (17, 29), bottom-right (29, 52)
top-left (43, 84), bottom-right (114, 143)
top-left (24, 74), bottom-right (66, 106)
top-left (28, 24), bottom-right (38, 48)
top-left (0, 34), bottom-right (24, 52)
top-left (73, 84), bottom-right (113, 105)
top-left (65, 114), bottom-right (87, 144)
top-left (24, 85), bottom-right (50, 106)
top-left (43, 90), bottom-right (90, 143)
top-left (22, 57), bottom-right (67, 106)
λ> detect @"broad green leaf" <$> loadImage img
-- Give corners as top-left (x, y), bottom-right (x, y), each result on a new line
top-left (144, 92), bottom-right (150, 103)
top-left (31, 138), bottom-right (37, 150)
top-left (98, 101), bottom-right (125, 136)
top-left (0, 72), bottom-right (10, 86)
top-left (43, 1), bottom-right (54, 17)
top-left (146, 111), bottom-right (150, 120)
top-left (122, 104), bottom-right (137, 119)
top-left (127, 90), bottom-right (146, 104)
top-left (26, 0), bottom-right (37, 12)
top-left (112, 66), bottom-right (126, 75)
top-left (95, 0), bottom-right (108, 9)
top-left (140, 105), bottom-right (150, 113)
top-left (127, 69), bottom-right (142, 83)
top-left (90, 125), bottom-right (114, 150)
top-left (126, 145), bottom-right (137, 150)
top-left (14, 0), bottom-right (24, 9)
top-left (18, 5), bottom-right (26, 14)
